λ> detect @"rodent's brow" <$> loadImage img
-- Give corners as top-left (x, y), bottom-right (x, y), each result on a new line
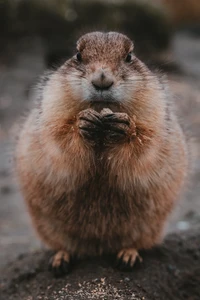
top-left (76, 32), bottom-right (134, 55)
top-left (75, 44), bottom-right (134, 58)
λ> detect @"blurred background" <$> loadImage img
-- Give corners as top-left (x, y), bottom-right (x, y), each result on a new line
top-left (0, 0), bottom-right (200, 267)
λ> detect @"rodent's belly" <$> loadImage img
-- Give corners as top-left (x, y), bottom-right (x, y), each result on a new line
top-left (45, 181), bottom-right (163, 254)
top-left (53, 183), bottom-right (141, 253)
top-left (62, 197), bottom-right (132, 254)
top-left (64, 191), bottom-right (132, 239)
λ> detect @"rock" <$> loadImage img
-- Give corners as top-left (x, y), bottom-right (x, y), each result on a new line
top-left (1, 228), bottom-right (200, 300)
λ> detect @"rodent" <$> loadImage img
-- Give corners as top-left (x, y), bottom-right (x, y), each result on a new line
top-left (15, 31), bottom-right (188, 276)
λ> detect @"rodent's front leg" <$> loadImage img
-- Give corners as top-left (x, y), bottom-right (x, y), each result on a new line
top-left (78, 109), bottom-right (103, 143)
top-left (101, 108), bottom-right (136, 144)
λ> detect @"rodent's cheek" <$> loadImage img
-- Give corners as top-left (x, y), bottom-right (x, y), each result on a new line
top-left (115, 79), bottom-right (137, 102)
top-left (108, 87), bottom-right (122, 102)
top-left (110, 83), bottom-right (130, 103)
top-left (66, 75), bottom-right (85, 101)
top-left (81, 80), bottom-right (94, 102)
top-left (68, 76), bottom-right (97, 103)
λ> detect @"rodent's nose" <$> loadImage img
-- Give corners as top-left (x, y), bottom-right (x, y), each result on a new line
top-left (92, 71), bottom-right (113, 91)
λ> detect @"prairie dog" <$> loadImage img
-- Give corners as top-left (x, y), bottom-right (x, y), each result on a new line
top-left (15, 32), bottom-right (188, 276)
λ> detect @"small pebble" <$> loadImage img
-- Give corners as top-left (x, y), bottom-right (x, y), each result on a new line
top-left (124, 277), bottom-right (130, 282)
top-left (176, 221), bottom-right (190, 231)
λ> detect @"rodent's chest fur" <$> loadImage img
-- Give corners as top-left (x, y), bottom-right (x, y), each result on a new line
top-left (52, 172), bottom-right (132, 220)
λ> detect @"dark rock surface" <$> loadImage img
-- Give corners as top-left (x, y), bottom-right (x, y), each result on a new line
top-left (1, 228), bottom-right (200, 300)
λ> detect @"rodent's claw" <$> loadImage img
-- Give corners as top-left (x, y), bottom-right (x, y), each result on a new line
top-left (49, 250), bottom-right (71, 277)
top-left (79, 109), bottom-right (102, 126)
top-left (78, 109), bottom-right (135, 143)
top-left (102, 112), bottom-right (130, 126)
top-left (108, 124), bottom-right (128, 135)
top-left (78, 109), bottom-right (103, 142)
top-left (116, 248), bottom-right (142, 271)
top-left (101, 111), bottom-right (132, 143)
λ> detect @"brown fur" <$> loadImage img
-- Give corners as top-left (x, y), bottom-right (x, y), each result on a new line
top-left (15, 32), bottom-right (188, 262)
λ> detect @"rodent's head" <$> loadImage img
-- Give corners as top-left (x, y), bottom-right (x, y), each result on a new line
top-left (59, 32), bottom-right (151, 110)
top-left (42, 32), bottom-right (165, 125)
top-left (41, 32), bottom-right (166, 141)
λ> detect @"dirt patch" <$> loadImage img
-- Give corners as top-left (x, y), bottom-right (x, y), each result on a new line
top-left (0, 228), bottom-right (200, 300)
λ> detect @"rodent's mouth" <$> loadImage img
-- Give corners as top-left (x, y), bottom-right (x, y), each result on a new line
top-left (90, 99), bottom-right (117, 103)
top-left (89, 92), bottom-right (117, 103)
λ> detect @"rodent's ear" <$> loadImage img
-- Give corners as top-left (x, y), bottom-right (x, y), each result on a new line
top-left (130, 43), bottom-right (134, 52)
top-left (123, 37), bottom-right (134, 53)
top-left (126, 41), bottom-right (134, 53)
top-left (76, 38), bottom-right (86, 52)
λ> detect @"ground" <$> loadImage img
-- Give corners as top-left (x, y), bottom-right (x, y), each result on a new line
top-left (1, 228), bottom-right (200, 300)
top-left (0, 31), bottom-right (200, 299)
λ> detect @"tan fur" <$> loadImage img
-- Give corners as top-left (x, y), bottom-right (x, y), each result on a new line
top-left (117, 249), bottom-right (142, 266)
top-left (51, 250), bottom-right (70, 268)
top-left (15, 32), bottom-right (188, 261)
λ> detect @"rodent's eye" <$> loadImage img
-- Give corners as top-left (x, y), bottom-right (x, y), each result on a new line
top-left (76, 52), bottom-right (82, 62)
top-left (125, 52), bottom-right (133, 63)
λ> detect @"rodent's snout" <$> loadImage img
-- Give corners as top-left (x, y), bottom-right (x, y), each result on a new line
top-left (91, 69), bottom-right (114, 91)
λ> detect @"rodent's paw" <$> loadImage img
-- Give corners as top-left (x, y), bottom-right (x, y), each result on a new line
top-left (115, 248), bottom-right (142, 271)
top-left (101, 110), bottom-right (135, 143)
top-left (49, 250), bottom-right (71, 277)
top-left (78, 109), bottom-right (103, 142)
